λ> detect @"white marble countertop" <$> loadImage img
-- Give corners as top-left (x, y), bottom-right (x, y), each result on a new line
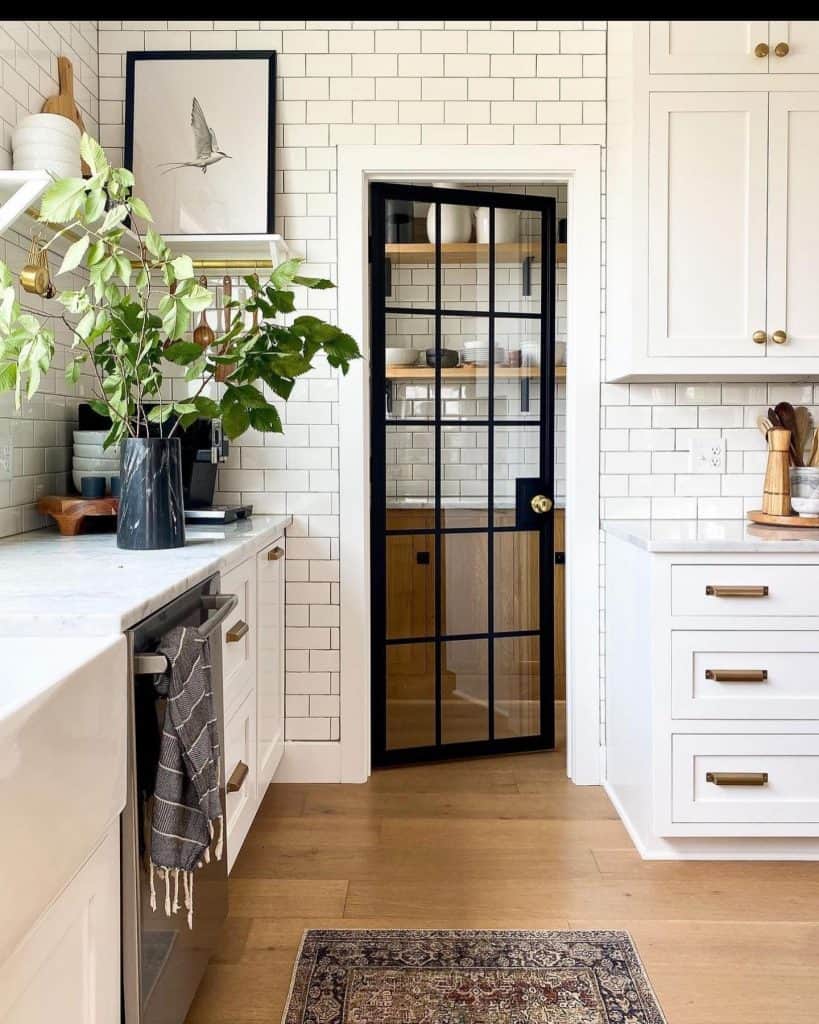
top-left (0, 515), bottom-right (291, 636)
top-left (604, 518), bottom-right (819, 553)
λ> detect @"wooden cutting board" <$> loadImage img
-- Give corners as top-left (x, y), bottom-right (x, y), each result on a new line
top-left (41, 56), bottom-right (89, 175)
top-left (37, 495), bottom-right (118, 536)
top-left (748, 509), bottom-right (819, 528)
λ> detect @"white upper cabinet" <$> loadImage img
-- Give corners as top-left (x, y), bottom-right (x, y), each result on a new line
top-left (648, 93), bottom-right (768, 359)
top-left (769, 22), bottom-right (819, 73)
top-left (606, 20), bottom-right (819, 380)
top-left (767, 93), bottom-right (819, 357)
top-left (650, 21), bottom-right (770, 74)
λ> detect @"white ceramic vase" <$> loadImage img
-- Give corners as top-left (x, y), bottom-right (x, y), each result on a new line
top-left (475, 207), bottom-right (521, 244)
top-left (426, 183), bottom-right (473, 244)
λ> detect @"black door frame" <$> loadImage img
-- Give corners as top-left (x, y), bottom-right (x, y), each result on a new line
top-left (370, 181), bottom-right (557, 767)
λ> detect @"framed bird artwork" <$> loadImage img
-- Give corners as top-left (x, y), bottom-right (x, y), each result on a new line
top-left (125, 51), bottom-right (276, 236)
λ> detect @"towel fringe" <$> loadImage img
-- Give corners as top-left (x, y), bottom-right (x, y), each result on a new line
top-left (172, 867), bottom-right (180, 914)
top-left (214, 814), bottom-right (224, 861)
top-left (149, 860), bottom-right (156, 912)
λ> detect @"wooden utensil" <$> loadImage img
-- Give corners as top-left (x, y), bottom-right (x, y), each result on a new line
top-left (774, 402), bottom-right (801, 465)
top-left (762, 428), bottom-right (794, 516)
top-left (215, 275), bottom-right (233, 383)
top-left (41, 57), bottom-right (89, 176)
top-left (809, 428), bottom-right (819, 468)
top-left (757, 414), bottom-right (774, 440)
top-left (193, 275), bottom-right (215, 348)
top-left (795, 406), bottom-right (812, 464)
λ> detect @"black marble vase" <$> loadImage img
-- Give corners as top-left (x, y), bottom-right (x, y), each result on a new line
top-left (117, 437), bottom-right (185, 550)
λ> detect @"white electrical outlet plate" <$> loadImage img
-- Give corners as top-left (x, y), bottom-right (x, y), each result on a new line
top-left (689, 437), bottom-right (726, 474)
top-left (0, 427), bottom-right (12, 481)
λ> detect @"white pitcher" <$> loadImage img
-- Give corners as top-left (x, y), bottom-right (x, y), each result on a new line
top-left (426, 183), bottom-right (473, 244)
top-left (475, 207), bottom-right (521, 245)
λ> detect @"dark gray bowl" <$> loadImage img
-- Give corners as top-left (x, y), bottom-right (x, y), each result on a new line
top-left (425, 348), bottom-right (459, 368)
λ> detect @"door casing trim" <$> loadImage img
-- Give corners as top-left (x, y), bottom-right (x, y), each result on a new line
top-left (328, 145), bottom-right (602, 785)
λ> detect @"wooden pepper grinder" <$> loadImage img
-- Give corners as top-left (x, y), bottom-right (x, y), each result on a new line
top-left (762, 427), bottom-right (794, 516)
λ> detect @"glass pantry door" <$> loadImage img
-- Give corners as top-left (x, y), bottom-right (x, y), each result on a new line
top-left (370, 182), bottom-right (556, 766)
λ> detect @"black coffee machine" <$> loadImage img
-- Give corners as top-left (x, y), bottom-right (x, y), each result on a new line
top-left (77, 404), bottom-right (253, 524)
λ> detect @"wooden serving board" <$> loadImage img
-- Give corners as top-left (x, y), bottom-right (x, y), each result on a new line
top-left (41, 57), bottom-right (89, 175)
top-left (748, 509), bottom-right (819, 528)
top-left (38, 495), bottom-right (118, 536)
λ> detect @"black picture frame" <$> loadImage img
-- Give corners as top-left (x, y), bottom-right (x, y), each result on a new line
top-left (124, 50), bottom-right (276, 235)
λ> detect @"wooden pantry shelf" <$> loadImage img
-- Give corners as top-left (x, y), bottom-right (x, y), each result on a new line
top-left (385, 365), bottom-right (566, 380)
top-left (384, 241), bottom-right (567, 265)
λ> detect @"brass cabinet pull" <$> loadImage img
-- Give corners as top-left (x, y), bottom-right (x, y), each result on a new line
top-left (530, 495), bottom-right (553, 514)
top-left (706, 771), bottom-right (768, 787)
top-left (754, 42), bottom-right (770, 57)
top-left (226, 760), bottom-right (249, 793)
top-left (705, 669), bottom-right (768, 682)
top-left (226, 619), bottom-right (249, 643)
top-left (774, 41), bottom-right (790, 57)
top-left (771, 329), bottom-right (788, 345)
top-left (267, 545), bottom-right (285, 561)
top-left (752, 329), bottom-right (767, 345)
top-left (705, 585), bottom-right (769, 598)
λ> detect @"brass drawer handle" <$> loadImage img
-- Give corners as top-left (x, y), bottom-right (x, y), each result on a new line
top-left (267, 545), bottom-right (285, 561)
top-left (706, 771), bottom-right (768, 787)
top-left (774, 41), bottom-right (789, 57)
top-left (754, 42), bottom-right (769, 57)
top-left (771, 329), bottom-right (788, 345)
top-left (226, 760), bottom-right (249, 793)
top-left (705, 669), bottom-right (768, 683)
top-left (752, 329), bottom-right (767, 344)
top-left (705, 585), bottom-right (769, 598)
top-left (226, 619), bottom-right (249, 643)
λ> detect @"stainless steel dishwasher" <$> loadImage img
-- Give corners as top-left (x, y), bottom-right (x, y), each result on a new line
top-left (122, 573), bottom-right (237, 1024)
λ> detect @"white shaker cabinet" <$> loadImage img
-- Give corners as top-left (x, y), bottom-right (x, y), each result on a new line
top-left (650, 21), bottom-right (770, 74)
top-left (607, 20), bottom-right (819, 380)
top-left (766, 93), bottom-right (819, 358)
top-left (257, 537), bottom-right (285, 790)
top-left (0, 827), bottom-right (120, 1024)
top-left (647, 92), bottom-right (768, 360)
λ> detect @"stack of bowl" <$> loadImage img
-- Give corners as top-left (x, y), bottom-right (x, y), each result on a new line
top-left (13, 114), bottom-right (82, 177)
top-left (73, 430), bottom-right (119, 496)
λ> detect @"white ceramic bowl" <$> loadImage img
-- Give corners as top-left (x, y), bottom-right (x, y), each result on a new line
top-left (73, 430), bottom-right (110, 445)
top-left (13, 156), bottom-right (81, 177)
top-left (13, 134), bottom-right (80, 156)
top-left (73, 456), bottom-right (120, 471)
top-left (72, 469), bottom-right (118, 495)
top-left (15, 113), bottom-right (81, 140)
top-left (462, 341), bottom-right (504, 366)
top-left (385, 347), bottom-right (419, 367)
top-left (73, 443), bottom-right (111, 459)
top-left (791, 496), bottom-right (819, 516)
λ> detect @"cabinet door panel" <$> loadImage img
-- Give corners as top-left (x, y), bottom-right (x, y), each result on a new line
top-left (650, 21), bottom-right (769, 74)
top-left (257, 538), bottom-right (285, 789)
top-left (769, 21), bottom-right (819, 73)
top-left (648, 93), bottom-right (768, 358)
top-left (767, 93), bottom-right (819, 357)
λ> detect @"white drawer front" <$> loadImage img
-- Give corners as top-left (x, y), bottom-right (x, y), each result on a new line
top-left (220, 556), bottom-right (256, 716)
top-left (224, 687), bottom-right (257, 872)
top-left (672, 734), bottom-right (819, 824)
top-left (671, 564), bottom-right (819, 617)
top-left (672, 630), bottom-right (819, 719)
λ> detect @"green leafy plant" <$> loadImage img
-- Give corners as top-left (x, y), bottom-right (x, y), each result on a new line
top-left (0, 134), bottom-right (360, 448)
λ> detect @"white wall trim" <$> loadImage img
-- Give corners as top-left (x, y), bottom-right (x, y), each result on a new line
top-left (336, 144), bottom-right (602, 785)
top-left (276, 740), bottom-right (342, 783)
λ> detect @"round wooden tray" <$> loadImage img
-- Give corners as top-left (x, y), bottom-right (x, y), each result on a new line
top-left (748, 509), bottom-right (819, 528)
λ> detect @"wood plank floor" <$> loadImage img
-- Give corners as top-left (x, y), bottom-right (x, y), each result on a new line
top-left (187, 728), bottom-right (819, 1024)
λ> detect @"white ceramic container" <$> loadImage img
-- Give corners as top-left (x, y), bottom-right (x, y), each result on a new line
top-left (385, 347), bottom-right (419, 367)
top-left (14, 113), bottom-right (81, 141)
top-left (426, 183), bottom-right (473, 244)
top-left (73, 456), bottom-right (120, 471)
top-left (475, 207), bottom-right (521, 244)
top-left (73, 430), bottom-right (110, 446)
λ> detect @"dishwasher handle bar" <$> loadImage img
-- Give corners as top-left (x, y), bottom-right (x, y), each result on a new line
top-left (133, 593), bottom-right (238, 676)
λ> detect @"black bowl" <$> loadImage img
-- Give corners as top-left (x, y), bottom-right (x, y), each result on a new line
top-left (425, 348), bottom-right (459, 368)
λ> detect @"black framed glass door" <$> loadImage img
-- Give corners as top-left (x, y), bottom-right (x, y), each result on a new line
top-left (370, 182), bottom-right (556, 766)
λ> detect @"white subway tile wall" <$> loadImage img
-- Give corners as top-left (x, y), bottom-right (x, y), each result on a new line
top-left (2, 21), bottom-right (803, 749)
top-left (0, 22), bottom-right (99, 536)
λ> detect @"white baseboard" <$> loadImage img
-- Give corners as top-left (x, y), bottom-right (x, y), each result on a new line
top-left (603, 779), bottom-right (819, 860)
top-left (273, 740), bottom-right (342, 783)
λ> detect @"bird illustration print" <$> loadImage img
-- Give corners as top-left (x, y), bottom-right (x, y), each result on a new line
top-left (158, 98), bottom-right (232, 175)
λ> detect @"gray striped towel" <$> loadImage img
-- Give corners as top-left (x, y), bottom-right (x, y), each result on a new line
top-left (150, 625), bottom-right (223, 928)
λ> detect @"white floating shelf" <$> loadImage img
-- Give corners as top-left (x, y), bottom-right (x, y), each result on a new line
top-left (0, 170), bottom-right (51, 239)
top-left (161, 233), bottom-right (284, 265)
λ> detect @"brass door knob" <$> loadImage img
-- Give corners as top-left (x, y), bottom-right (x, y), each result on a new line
top-left (754, 42), bottom-right (769, 57)
top-left (530, 495), bottom-right (553, 514)
top-left (772, 329), bottom-right (788, 345)
top-left (752, 329), bottom-right (767, 345)
top-left (774, 41), bottom-right (790, 57)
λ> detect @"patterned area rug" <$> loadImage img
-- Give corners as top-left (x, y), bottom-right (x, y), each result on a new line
top-left (282, 929), bottom-right (666, 1023)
